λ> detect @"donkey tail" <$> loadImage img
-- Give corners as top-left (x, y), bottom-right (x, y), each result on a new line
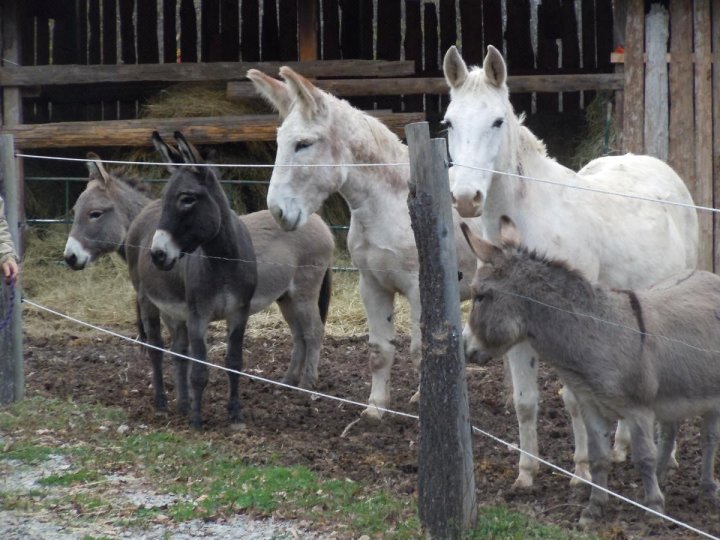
top-left (318, 268), bottom-right (332, 325)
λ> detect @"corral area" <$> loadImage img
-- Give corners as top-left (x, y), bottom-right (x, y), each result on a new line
top-left (18, 331), bottom-right (720, 539)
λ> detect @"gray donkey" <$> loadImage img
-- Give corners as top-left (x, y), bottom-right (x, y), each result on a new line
top-left (461, 216), bottom-right (720, 525)
top-left (64, 140), bottom-right (334, 427)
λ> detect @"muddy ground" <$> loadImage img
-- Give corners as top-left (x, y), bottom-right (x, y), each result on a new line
top-left (22, 331), bottom-right (720, 539)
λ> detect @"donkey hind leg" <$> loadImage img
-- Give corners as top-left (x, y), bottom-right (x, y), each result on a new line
top-left (610, 420), bottom-right (631, 463)
top-left (699, 411), bottom-right (720, 498)
top-left (278, 297), bottom-right (324, 389)
top-left (656, 422), bottom-right (679, 484)
top-left (163, 317), bottom-right (190, 416)
top-left (507, 342), bottom-right (541, 489)
top-left (359, 274), bottom-right (396, 421)
top-left (225, 304), bottom-right (251, 426)
top-left (187, 314), bottom-right (212, 429)
top-left (139, 298), bottom-right (167, 412)
top-left (562, 387), bottom-right (592, 485)
top-left (577, 401), bottom-right (612, 526)
top-left (626, 412), bottom-right (665, 515)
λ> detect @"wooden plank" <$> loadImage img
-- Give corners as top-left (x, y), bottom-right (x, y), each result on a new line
top-left (713, 0), bottom-right (720, 271)
top-left (404, 0), bottom-right (423, 112)
top-left (2, 0), bottom-right (23, 128)
top-left (482, 0), bottom-right (502, 51)
top-left (220, 0), bottom-right (240, 61)
top-left (506, 0), bottom-right (533, 114)
top-left (560, 0), bottom-right (580, 110)
top-left (459, 0), bottom-right (483, 66)
top-left (695, 0), bottom-right (713, 271)
top-left (537, 0), bottom-right (560, 112)
top-left (321, 0), bottom-right (340, 60)
top-left (180, 0), bottom-right (198, 62)
top-left (262, 0), bottom-right (281, 61)
top-left (278, 0), bottom-right (298, 61)
top-left (668, 0), bottom-right (693, 183)
top-left (227, 73), bottom-right (624, 101)
top-left (102, 0), bottom-right (117, 64)
top-left (163, 0), bottom-right (177, 63)
top-left (1, 111), bottom-right (426, 148)
top-left (581, 0), bottom-right (597, 104)
top-left (643, 4), bottom-right (668, 161)
top-left (622, 0), bottom-right (644, 154)
top-left (298, 0), bottom-right (318, 61)
top-left (137, 0), bottom-right (159, 64)
top-left (0, 60), bottom-right (417, 87)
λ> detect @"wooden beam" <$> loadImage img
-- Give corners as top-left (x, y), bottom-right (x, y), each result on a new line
top-left (1, 111), bottom-right (426, 149)
top-left (227, 73), bottom-right (624, 101)
top-left (622, 0), bottom-right (644, 154)
top-left (713, 0), bottom-right (720, 271)
top-left (298, 0), bottom-right (318, 61)
top-left (643, 4), bottom-right (668, 161)
top-left (695, 0), bottom-right (713, 271)
top-left (0, 59), bottom-right (416, 87)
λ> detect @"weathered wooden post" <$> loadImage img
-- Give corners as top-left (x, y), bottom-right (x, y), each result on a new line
top-left (0, 134), bottom-right (23, 404)
top-left (406, 122), bottom-right (476, 538)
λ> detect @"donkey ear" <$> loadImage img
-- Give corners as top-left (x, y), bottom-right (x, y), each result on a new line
top-left (443, 46), bottom-right (469, 90)
top-left (246, 69), bottom-right (292, 119)
top-left (279, 66), bottom-right (323, 117)
top-left (483, 45), bottom-right (507, 87)
top-left (174, 131), bottom-right (204, 165)
top-left (461, 222), bottom-right (503, 264)
top-left (86, 152), bottom-right (112, 187)
top-left (498, 215), bottom-right (521, 247)
top-left (152, 131), bottom-right (183, 172)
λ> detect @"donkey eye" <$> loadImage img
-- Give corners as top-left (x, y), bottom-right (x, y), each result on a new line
top-left (295, 141), bottom-right (312, 152)
top-left (474, 293), bottom-right (486, 305)
top-left (492, 118), bottom-right (504, 128)
top-left (89, 210), bottom-right (103, 220)
top-left (179, 194), bottom-right (197, 207)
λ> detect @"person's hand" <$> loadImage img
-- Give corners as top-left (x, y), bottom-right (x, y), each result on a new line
top-left (2, 258), bottom-right (18, 284)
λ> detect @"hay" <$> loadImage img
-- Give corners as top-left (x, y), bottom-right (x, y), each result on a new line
top-left (569, 91), bottom-right (618, 170)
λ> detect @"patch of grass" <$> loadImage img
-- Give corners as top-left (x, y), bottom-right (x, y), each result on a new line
top-left (471, 506), bottom-right (593, 539)
top-left (38, 468), bottom-right (104, 487)
top-left (0, 442), bottom-right (58, 463)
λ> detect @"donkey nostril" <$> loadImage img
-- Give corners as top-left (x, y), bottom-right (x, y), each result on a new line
top-left (277, 208), bottom-right (283, 220)
top-left (451, 194), bottom-right (457, 205)
top-left (152, 249), bottom-right (166, 263)
top-left (473, 190), bottom-right (483, 204)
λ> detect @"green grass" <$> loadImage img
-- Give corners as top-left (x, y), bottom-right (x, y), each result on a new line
top-left (1, 392), bottom-right (593, 539)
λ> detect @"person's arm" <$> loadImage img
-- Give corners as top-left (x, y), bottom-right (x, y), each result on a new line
top-left (0, 197), bottom-right (19, 284)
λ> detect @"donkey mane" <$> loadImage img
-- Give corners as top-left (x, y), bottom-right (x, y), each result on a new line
top-left (94, 170), bottom-right (151, 219)
top-left (507, 245), bottom-right (592, 298)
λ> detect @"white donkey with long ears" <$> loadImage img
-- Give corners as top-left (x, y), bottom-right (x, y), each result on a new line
top-left (247, 66), bottom-right (484, 420)
top-left (443, 44), bottom-right (699, 488)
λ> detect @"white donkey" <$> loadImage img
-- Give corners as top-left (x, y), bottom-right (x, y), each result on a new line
top-left (247, 67), bottom-right (484, 419)
top-left (444, 45), bottom-right (698, 487)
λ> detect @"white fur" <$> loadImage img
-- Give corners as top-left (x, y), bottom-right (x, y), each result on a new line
top-left (444, 45), bottom-right (699, 487)
top-left (63, 236), bottom-right (92, 269)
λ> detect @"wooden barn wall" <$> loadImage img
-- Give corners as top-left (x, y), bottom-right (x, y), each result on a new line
top-left (16, 0), bottom-right (614, 124)
top-left (621, 0), bottom-right (719, 272)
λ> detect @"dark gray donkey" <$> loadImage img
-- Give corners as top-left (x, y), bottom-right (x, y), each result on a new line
top-left (64, 138), bottom-right (333, 428)
top-left (461, 216), bottom-right (720, 525)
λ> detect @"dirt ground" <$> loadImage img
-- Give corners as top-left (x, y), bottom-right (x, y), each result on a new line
top-left (22, 331), bottom-right (720, 539)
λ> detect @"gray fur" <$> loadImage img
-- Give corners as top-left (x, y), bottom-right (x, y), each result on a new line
top-left (462, 219), bottom-right (720, 524)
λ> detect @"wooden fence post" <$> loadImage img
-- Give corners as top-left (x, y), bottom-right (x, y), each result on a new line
top-left (406, 122), bottom-right (476, 538)
top-left (0, 134), bottom-right (23, 404)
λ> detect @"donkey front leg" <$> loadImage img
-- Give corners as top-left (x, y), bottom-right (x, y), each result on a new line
top-left (507, 342), bottom-right (541, 489)
top-left (187, 314), bottom-right (211, 429)
top-left (163, 318), bottom-right (190, 416)
top-left (225, 306), bottom-right (251, 425)
top-left (577, 400), bottom-right (612, 526)
top-left (562, 387), bottom-right (592, 485)
top-left (656, 421), bottom-right (678, 484)
top-left (699, 411), bottom-right (720, 498)
top-left (407, 286), bottom-right (422, 404)
top-left (626, 412), bottom-right (665, 515)
top-left (359, 274), bottom-right (396, 420)
top-left (139, 298), bottom-right (167, 412)
top-left (610, 420), bottom-right (631, 463)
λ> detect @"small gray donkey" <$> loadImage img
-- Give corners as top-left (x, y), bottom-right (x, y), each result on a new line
top-left (461, 216), bottom-right (720, 525)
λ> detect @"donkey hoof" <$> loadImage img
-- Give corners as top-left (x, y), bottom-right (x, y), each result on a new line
top-left (361, 405), bottom-right (384, 423)
top-left (190, 418), bottom-right (203, 431)
top-left (610, 447), bottom-right (628, 463)
top-left (700, 482), bottom-right (720, 500)
top-left (281, 374), bottom-right (300, 387)
top-left (578, 504), bottom-right (603, 526)
top-left (570, 462), bottom-right (592, 486)
top-left (298, 378), bottom-right (317, 391)
top-left (511, 472), bottom-right (535, 490)
top-left (409, 390), bottom-right (420, 404)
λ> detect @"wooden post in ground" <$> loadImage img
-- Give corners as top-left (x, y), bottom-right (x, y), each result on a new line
top-left (0, 134), bottom-right (24, 404)
top-left (406, 122), bottom-right (476, 538)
